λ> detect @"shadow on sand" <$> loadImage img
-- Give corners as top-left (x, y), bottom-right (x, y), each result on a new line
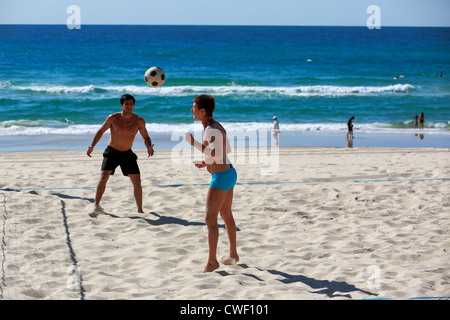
top-left (218, 263), bottom-right (378, 299)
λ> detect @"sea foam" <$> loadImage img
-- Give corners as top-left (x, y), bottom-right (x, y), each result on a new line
top-left (1, 121), bottom-right (448, 136)
top-left (6, 83), bottom-right (415, 97)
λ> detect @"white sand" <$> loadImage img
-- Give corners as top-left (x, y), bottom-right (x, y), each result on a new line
top-left (0, 147), bottom-right (449, 300)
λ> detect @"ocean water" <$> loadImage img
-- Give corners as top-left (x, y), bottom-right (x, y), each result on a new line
top-left (0, 25), bottom-right (449, 150)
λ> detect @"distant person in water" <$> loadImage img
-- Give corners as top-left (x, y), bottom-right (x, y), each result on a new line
top-left (346, 116), bottom-right (355, 139)
top-left (412, 114), bottom-right (419, 129)
top-left (419, 112), bottom-right (425, 130)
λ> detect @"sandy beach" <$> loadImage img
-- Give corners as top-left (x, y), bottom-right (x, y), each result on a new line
top-left (0, 146), bottom-right (449, 300)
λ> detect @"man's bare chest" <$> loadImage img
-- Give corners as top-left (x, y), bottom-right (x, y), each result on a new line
top-left (111, 119), bottom-right (139, 136)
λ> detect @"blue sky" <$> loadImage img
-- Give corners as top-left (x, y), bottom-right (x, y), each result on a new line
top-left (1, 0), bottom-right (449, 26)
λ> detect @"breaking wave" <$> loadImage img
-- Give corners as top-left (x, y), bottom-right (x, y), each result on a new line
top-left (1, 120), bottom-right (448, 136)
top-left (3, 83), bottom-right (415, 97)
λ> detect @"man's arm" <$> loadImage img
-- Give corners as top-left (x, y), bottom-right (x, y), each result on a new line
top-left (138, 118), bottom-right (154, 157)
top-left (86, 115), bottom-right (113, 157)
top-left (185, 126), bottom-right (226, 162)
top-left (185, 132), bottom-right (215, 157)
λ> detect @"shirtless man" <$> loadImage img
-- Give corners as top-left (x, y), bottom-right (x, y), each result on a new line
top-left (86, 94), bottom-right (154, 217)
top-left (185, 94), bottom-right (239, 272)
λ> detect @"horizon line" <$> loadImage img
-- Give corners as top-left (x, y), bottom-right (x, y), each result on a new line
top-left (1, 23), bottom-right (449, 28)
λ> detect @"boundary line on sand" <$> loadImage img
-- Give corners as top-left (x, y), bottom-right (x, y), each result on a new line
top-left (0, 193), bottom-right (7, 300)
top-left (1, 177), bottom-right (449, 192)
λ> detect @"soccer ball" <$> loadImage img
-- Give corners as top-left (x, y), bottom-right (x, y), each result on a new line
top-left (144, 67), bottom-right (166, 88)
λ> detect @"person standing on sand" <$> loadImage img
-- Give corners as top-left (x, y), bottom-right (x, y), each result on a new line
top-left (272, 115), bottom-right (280, 146)
top-left (86, 94), bottom-right (154, 217)
top-left (185, 94), bottom-right (239, 273)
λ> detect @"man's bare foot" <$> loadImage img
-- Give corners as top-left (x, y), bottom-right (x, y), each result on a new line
top-left (203, 260), bottom-right (220, 273)
top-left (88, 204), bottom-right (104, 218)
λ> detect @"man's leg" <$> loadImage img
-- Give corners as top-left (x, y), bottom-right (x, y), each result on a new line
top-left (89, 170), bottom-right (112, 217)
top-left (204, 187), bottom-right (229, 273)
top-left (129, 174), bottom-right (143, 213)
top-left (219, 188), bottom-right (239, 264)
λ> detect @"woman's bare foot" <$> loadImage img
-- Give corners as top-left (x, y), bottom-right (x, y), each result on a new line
top-left (88, 204), bottom-right (104, 218)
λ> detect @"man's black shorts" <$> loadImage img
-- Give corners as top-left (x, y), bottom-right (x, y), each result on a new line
top-left (101, 146), bottom-right (140, 176)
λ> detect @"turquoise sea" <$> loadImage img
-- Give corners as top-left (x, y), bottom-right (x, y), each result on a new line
top-left (0, 25), bottom-right (449, 150)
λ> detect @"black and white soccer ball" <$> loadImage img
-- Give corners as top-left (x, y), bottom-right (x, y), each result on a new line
top-left (144, 66), bottom-right (166, 88)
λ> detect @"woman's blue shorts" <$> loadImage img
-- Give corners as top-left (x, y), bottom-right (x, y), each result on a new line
top-left (210, 166), bottom-right (237, 191)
